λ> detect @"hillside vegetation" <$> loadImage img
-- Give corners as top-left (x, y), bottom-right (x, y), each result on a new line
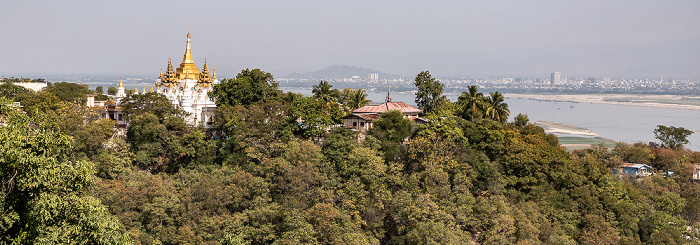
top-left (1, 70), bottom-right (700, 244)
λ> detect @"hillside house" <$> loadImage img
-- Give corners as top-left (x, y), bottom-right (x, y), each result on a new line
top-left (341, 91), bottom-right (423, 130)
top-left (616, 163), bottom-right (653, 178)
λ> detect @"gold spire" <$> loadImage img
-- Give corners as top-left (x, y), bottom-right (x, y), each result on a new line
top-left (176, 28), bottom-right (199, 80)
top-left (135, 86), bottom-right (139, 94)
top-left (118, 77), bottom-right (123, 88)
top-left (150, 86), bottom-right (154, 92)
top-left (212, 69), bottom-right (217, 80)
top-left (198, 57), bottom-right (213, 83)
top-left (143, 86), bottom-right (147, 93)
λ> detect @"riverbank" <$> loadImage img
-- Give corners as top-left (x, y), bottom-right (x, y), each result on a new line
top-left (505, 94), bottom-right (700, 111)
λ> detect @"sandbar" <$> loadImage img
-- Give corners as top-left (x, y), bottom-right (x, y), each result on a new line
top-left (505, 94), bottom-right (700, 111)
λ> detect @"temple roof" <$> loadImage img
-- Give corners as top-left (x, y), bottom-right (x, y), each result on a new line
top-left (353, 102), bottom-right (422, 114)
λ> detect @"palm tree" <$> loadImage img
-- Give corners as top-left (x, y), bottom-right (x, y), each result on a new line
top-left (312, 80), bottom-right (340, 113)
top-left (345, 88), bottom-right (370, 112)
top-left (484, 91), bottom-right (510, 123)
top-left (312, 80), bottom-right (339, 103)
top-left (457, 85), bottom-right (485, 120)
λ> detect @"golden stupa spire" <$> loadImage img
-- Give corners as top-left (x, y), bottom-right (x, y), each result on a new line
top-left (212, 69), bottom-right (217, 80)
top-left (150, 86), bottom-right (154, 92)
top-left (176, 26), bottom-right (199, 80)
top-left (134, 86), bottom-right (139, 93)
top-left (143, 86), bottom-right (147, 93)
top-left (118, 77), bottom-right (124, 88)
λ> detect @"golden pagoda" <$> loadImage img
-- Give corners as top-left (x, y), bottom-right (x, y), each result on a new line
top-left (175, 30), bottom-right (200, 80)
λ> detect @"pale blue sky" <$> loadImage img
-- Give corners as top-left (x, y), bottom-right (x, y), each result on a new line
top-left (2, 0), bottom-right (699, 79)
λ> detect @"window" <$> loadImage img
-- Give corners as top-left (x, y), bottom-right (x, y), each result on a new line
top-left (360, 122), bottom-right (365, 127)
top-left (353, 122), bottom-right (357, 127)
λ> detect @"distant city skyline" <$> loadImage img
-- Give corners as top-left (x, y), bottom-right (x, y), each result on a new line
top-left (2, 1), bottom-right (699, 79)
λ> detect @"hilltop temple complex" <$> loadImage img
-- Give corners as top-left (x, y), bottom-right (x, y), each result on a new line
top-left (153, 29), bottom-right (219, 125)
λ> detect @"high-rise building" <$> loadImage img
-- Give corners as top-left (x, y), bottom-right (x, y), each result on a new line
top-left (551, 72), bottom-right (561, 85)
top-left (368, 73), bottom-right (379, 82)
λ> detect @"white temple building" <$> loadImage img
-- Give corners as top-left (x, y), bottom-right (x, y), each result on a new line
top-left (154, 30), bottom-right (219, 126)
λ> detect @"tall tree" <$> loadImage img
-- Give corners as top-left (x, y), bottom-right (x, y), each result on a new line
top-left (654, 125), bottom-right (693, 150)
top-left (457, 85), bottom-right (485, 121)
top-left (107, 86), bottom-right (118, 95)
top-left (0, 102), bottom-right (130, 244)
top-left (414, 71), bottom-right (447, 115)
top-left (484, 92), bottom-right (509, 123)
top-left (0, 81), bottom-right (31, 100)
top-left (209, 68), bottom-right (282, 107)
top-left (43, 82), bottom-right (92, 105)
top-left (120, 92), bottom-right (186, 122)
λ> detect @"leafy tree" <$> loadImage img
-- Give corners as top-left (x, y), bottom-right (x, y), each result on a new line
top-left (108, 86), bottom-right (118, 95)
top-left (127, 113), bottom-right (168, 171)
top-left (215, 102), bottom-right (294, 165)
top-left (95, 85), bottom-right (104, 95)
top-left (371, 110), bottom-right (414, 161)
top-left (654, 125), bottom-right (693, 150)
top-left (43, 82), bottom-right (92, 105)
top-left (457, 85), bottom-right (485, 121)
top-left (0, 81), bottom-right (31, 100)
top-left (73, 118), bottom-right (116, 158)
top-left (14, 91), bottom-right (62, 115)
top-left (371, 110), bottom-right (413, 144)
top-left (209, 68), bottom-right (282, 107)
top-left (414, 70), bottom-right (447, 115)
top-left (290, 95), bottom-right (343, 138)
top-left (514, 113), bottom-right (529, 127)
top-left (120, 92), bottom-right (186, 122)
top-left (484, 91), bottom-right (510, 123)
top-left (0, 102), bottom-right (130, 244)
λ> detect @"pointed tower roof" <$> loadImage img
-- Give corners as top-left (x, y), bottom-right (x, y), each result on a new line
top-left (176, 28), bottom-right (199, 80)
top-left (386, 86), bottom-right (392, 103)
top-left (118, 77), bottom-right (124, 88)
top-left (143, 86), bottom-right (147, 93)
top-left (198, 57), bottom-right (213, 83)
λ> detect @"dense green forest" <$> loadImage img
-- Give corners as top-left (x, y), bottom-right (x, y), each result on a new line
top-left (2, 70), bottom-right (700, 244)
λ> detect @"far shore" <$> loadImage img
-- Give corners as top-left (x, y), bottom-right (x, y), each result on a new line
top-left (504, 93), bottom-right (700, 111)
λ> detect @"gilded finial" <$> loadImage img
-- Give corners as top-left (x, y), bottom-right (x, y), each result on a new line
top-left (118, 77), bottom-right (123, 88)
top-left (143, 86), bottom-right (146, 93)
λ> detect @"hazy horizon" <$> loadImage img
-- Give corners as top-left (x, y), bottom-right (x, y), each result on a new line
top-left (2, 1), bottom-right (699, 80)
